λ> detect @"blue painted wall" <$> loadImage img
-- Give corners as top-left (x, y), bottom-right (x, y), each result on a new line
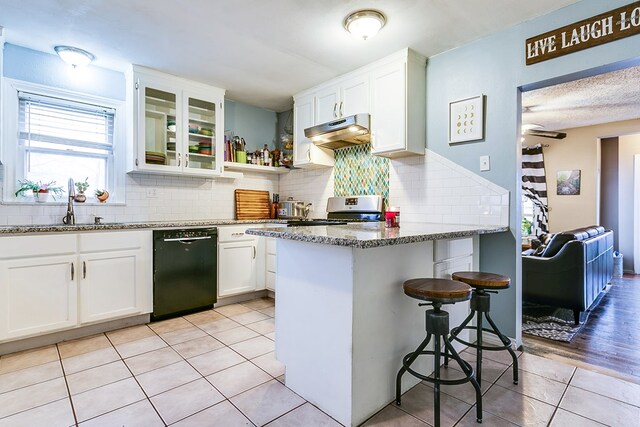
top-left (3, 43), bottom-right (125, 100)
top-left (427, 0), bottom-right (640, 338)
top-left (224, 100), bottom-right (277, 153)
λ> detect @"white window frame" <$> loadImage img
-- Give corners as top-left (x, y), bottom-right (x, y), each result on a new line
top-left (2, 78), bottom-right (126, 204)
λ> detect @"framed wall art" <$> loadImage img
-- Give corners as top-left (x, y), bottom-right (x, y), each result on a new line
top-left (449, 95), bottom-right (484, 144)
top-left (557, 170), bottom-right (581, 195)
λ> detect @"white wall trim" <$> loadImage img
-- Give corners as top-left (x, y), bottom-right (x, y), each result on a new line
top-left (634, 154), bottom-right (640, 274)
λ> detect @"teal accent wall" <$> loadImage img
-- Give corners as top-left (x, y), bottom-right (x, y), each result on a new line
top-left (3, 43), bottom-right (125, 100)
top-left (427, 0), bottom-right (640, 338)
top-left (334, 143), bottom-right (389, 207)
top-left (224, 100), bottom-right (277, 153)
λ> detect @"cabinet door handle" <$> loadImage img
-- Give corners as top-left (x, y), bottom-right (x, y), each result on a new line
top-left (253, 246), bottom-right (256, 259)
top-left (339, 101), bottom-right (343, 117)
top-left (185, 154), bottom-right (189, 168)
top-left (71, 263), bottom-right (74, 280)
top-left (333, 103), bottom-right (337, 118)
top-left (177, 153), bottom-right (181, 167)
top-left (307, 147), bottom-right (311, 161)
top-left (83, 261), bottom-right (86, 279)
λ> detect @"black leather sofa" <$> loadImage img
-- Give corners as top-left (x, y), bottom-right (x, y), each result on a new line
top-left (522, 226), bottom-right (614, 324)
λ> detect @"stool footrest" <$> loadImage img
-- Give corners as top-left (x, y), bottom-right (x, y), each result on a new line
top-left (450, 326), bottom-right (514, 351)
top-left (400, 352), bottom-right (476, 386)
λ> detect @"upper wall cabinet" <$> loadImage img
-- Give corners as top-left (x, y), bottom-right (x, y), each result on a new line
top-left (370, 49), bottom-right (426, 158)
top-left (315, 73), bottom-right (370, 124)
top-left (292, 48), bottom-right (426, 165)
top-left (293, 93), bottom-right (334, 168)
top-left (127, 66), bottom-right (225, 177)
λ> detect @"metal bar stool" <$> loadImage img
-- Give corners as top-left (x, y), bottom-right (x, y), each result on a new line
top-left (445, 271), bottom-right (518, 386)
top-left (396, 278), bottom-right (482, 426)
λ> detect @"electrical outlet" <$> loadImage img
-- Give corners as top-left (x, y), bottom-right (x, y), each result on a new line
top-left (146, 188), bottom-right (158, 198)
top-left (480, 155), bottom-right (490, 171)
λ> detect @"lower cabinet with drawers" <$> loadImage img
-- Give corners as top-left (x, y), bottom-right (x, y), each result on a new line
top-left (0, 230), bottom-right (152, 342)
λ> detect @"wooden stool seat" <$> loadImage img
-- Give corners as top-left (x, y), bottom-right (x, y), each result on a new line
top-left (451, 271), bottom-right (510, 290)
top-left (403, 278), bottom-right (471, 303)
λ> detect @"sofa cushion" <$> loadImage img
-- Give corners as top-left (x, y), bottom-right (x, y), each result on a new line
top-left (540, 233), bottom-right (576, 257)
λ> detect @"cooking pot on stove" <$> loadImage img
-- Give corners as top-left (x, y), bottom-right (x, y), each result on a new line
top-left (278, 198), bottom-right (311, 219)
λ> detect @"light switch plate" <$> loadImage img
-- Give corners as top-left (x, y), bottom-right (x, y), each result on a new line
top-left (480, 155), bottom-right (490, 171)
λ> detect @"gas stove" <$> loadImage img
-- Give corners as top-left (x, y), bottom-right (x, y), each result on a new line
top-left (326, 195), bottom-right (383, 222)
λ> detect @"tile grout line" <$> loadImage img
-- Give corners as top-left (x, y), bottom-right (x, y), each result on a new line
top-left (55, 342), bottom-right (80, 427)
top-left (103, 329), bottom-right (168, 426)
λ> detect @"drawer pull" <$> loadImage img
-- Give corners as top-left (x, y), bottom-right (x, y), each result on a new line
top-left (232, 232), bottom-right (245, 236)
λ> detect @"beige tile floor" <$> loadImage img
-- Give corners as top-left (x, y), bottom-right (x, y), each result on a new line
top-left (1, 297), bottom-right (640, 426)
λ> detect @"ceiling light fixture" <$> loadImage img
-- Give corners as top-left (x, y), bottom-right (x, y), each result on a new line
top-left (54, 45), bottom-right (95, 68)
top-left (344, 10), bottom-right (386, 40)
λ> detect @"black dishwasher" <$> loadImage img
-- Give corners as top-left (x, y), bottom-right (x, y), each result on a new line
top-left (152, 228), bottom-right (217, 321)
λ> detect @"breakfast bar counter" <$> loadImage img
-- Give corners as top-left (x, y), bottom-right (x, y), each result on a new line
top-left (247, 222), bottom-right (507, 426)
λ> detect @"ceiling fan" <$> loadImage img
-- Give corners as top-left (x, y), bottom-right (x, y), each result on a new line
top-left (523, 129), bottom-right (567, 139)
top-left (522, 123), bottom-right (567, 139)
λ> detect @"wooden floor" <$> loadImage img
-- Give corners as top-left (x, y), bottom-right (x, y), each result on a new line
top-left (522, 273), bottom-right (640, 384)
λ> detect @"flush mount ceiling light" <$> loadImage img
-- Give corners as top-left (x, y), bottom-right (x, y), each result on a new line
top-left (54, 45), bottom-right (95, 68)
top-left (344, 9), bottom-right (386, 40)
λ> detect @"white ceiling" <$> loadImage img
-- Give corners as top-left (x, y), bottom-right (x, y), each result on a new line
top-left (1, 0), bottom-right (581, 112)
top-left (522, 65), bottom-right (640, 131)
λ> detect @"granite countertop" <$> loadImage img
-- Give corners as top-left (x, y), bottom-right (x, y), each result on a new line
top-left (246, 222), bottom-right (509, 249)
top-left (0, 219), bottom-right (290, 234)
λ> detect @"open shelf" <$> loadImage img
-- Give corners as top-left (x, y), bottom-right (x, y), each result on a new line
top-left (223, 162), bottom-right (289, 174)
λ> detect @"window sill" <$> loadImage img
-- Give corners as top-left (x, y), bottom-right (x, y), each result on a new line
top-left (2, 200), bottom-right (126, 206)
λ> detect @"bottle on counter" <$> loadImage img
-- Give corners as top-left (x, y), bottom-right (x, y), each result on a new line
top-left (385, 206), bottom-right (400, 228)
top-left (271, 193), bottom-right (279, 219)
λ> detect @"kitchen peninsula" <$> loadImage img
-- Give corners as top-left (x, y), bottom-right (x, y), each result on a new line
top-left (247, 222), bottom-right (507, 426)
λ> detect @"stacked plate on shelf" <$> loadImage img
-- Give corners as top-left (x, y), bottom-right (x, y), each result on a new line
top-left (198, 141), bottom-right (212, 155)
top-left (145, 151), bottom-right (166, 165)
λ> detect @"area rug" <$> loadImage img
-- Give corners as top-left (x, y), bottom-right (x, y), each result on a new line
top-left (522, 304), bottom-right (589, 342)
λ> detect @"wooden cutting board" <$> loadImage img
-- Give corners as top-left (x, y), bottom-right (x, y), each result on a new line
top-left (235, 189), bottom-right (271, 220)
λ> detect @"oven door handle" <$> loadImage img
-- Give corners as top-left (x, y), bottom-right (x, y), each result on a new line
top-left (163, 236), bottom-right (212, 244)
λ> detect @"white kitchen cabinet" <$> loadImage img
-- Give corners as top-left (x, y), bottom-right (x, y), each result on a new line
top-left (433, 237), bottom-right (476, 279)
top-left (78, 231), bottom-right (152, 324)
top-left (0, 255), bottom-right (78, 340)
top-left (0, 234), bottom-right (78, 341)
top-left (370, 49), bottom-right (426, 157)
top-left (293, 93), bottom-right (334, 168)
top-left (314, 73), bottom-right (370, 123)
top-left (265, 223), bottom-right (287, 292)
top-left (217, 225), bottom-right (265, 297)
top-left (127, 65), bottom-right (225, 177)
top-left (0, 231), bottom-right (152, 343)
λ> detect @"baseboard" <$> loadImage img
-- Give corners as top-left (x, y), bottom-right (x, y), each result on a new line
top-left (0, 314), bottom-right (150, 356)
top-left (215, 290), bottom-right (269, 307)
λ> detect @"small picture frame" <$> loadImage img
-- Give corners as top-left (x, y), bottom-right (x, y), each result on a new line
top-left (557, 170), bottom-right (581, 195)
top-left (449, 95), bottom-right (484, 144)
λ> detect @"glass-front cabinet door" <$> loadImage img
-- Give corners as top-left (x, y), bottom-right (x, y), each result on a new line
top-left (131, 66), bottom-right (224, 177)
top-left (183, 91), bottom-right (222, 175)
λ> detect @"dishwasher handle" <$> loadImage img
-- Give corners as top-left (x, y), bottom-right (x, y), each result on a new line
top-left (163, 236), bottom-right (213, 244)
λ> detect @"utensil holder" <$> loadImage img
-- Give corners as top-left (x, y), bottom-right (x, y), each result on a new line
top-left (236, 150), bottom-right (247, 163)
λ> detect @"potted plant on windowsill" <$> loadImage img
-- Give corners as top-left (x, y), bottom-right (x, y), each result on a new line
top-left (74, 178), bottom-right (89, 203)
top-left (95, 189), bottom-right (109, 203)
top-left (15, 179), bottom-right (64, 203)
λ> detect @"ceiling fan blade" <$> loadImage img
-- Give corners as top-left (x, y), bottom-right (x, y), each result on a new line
top-left (524, 129), bottom-right (567, 139)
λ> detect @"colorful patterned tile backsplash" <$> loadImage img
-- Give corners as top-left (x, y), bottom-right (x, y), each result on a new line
top-left (334, 143), bottom-right (389, 208)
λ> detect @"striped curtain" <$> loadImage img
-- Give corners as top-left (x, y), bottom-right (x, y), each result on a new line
top-left (522, 145), bottom-right (549, 236)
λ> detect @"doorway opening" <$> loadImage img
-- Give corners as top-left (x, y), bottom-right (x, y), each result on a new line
top-left (518, 63), bottom-right (640, 380)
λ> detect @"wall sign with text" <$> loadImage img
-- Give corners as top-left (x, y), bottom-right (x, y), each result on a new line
top-left (526, 2), bottom-right (640, 65)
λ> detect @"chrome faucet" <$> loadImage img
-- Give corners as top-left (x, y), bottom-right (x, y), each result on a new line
top-left (62, 178), bottom-right (76, 225)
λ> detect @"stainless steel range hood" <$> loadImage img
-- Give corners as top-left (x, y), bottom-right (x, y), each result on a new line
top-left (304, 113), bottom-right (370, 150)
